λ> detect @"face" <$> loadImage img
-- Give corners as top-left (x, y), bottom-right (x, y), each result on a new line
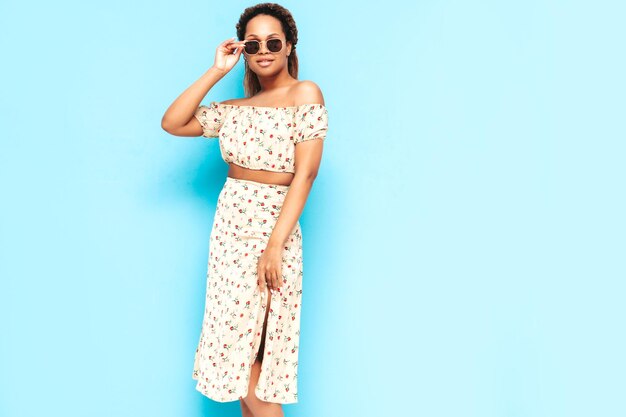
top-left (243, 14), bottom-right (292, 75)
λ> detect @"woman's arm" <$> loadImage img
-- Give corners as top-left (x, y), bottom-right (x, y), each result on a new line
top-left (161, 67), bottom-right (227, 137)
top-left (266, 81), bottom-right (326, 250)
top-left (161, 37), bottom-right (245, 137)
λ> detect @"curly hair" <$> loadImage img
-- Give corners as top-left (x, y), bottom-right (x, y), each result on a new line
top-left (236, 3), bottom-right (299, 97)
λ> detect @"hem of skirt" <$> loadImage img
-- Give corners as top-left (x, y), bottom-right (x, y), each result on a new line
top-left (192, 374), bottom-right (298, 404)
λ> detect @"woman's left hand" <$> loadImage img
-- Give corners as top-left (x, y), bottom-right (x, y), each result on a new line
top-left (257, 244), bottom-right (284, 294)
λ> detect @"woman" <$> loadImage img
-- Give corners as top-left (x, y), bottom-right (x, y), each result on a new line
top-left (161, 3), bottom-right (328, 416)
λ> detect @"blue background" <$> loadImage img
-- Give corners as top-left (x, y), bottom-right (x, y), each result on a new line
top-left (1, 1), bottom-right (624, 416)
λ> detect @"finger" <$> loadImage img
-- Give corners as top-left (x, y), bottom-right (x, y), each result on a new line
top-left (227, 43), bottom-right (245, 54)
top-left (257, 269), bottom-right (266, 291)
top-left (276, 271), bottom-right (282, 291)
top-left (220, 36), bottom-right (236, 46)
top-left (265, 271), bottom-right (272, 292)
top-left (219, 38), bottom-right (240, 54)
top-left (274, 270), bottom-right (280, 291)
top-left (263, 267), bottom-right (272, 291)
top-left (272, 270), bottom-right (278, 291)
top-left (278, 265), bottom-right (284, 289)
top-left (270, 270), bottom-right (279, 293)
top-left (226, 39), bottom-right (246, 49)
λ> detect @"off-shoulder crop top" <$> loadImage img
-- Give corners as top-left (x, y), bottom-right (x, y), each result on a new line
top-left (194, 101), bottom-right (328, 174)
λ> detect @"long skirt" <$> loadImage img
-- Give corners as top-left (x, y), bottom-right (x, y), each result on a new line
top-left (192, 176), bottom-right (303, 404)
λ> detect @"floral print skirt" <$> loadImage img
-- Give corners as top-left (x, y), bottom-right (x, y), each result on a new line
top-left (192, 176), bottom-right (303, 404)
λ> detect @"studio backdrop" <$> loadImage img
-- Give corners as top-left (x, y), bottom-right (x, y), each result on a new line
top-left (1, 1), bottom-right (625, 417)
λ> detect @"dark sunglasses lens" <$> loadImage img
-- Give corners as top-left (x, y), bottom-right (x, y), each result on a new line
top-left (244, 41), bottom-right (259, 54)
top-left (267, 39), bottom-right (282, 52)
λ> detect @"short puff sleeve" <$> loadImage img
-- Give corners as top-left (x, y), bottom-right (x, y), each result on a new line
top-left (294, 104), bottom-right (328, 144)
top-left (194, 101), bottom-right (224, 138)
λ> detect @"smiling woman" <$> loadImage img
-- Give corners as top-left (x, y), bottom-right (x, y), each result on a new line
top-left (160, 2), bottom-right (329, 416)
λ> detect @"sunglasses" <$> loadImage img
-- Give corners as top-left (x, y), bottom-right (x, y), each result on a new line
top-left (243, 38), bottom-right (283, 54)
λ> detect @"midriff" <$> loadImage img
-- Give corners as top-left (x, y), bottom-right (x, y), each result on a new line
top-left (227, 163), bottom-right (294, 186)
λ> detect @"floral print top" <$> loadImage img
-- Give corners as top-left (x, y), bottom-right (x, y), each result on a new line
top-left (194, 102), bottom-right (329, 174)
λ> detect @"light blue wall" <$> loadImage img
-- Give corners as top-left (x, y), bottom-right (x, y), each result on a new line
top-left (1, 1), bottom-right (624, 416)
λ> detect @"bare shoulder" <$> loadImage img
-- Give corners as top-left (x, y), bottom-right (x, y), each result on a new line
top-left (219, 98), bottom-right (247, 106)
top-left (291, 80), bottom-right (325, 106)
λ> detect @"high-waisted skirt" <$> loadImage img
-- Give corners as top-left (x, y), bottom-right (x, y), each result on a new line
top-left (192, 176), bottom-right (303, 404)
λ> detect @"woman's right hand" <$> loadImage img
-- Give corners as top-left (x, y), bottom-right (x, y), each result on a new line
top-left (212, 37), bottom-right (245, 75)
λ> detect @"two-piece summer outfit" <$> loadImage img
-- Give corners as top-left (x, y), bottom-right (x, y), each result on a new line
top-left (191, 101), bottom-right (329, 404)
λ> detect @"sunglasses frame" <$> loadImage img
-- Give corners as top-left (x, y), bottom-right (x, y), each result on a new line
top-left (242, 38), bottom-right (284, 55)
